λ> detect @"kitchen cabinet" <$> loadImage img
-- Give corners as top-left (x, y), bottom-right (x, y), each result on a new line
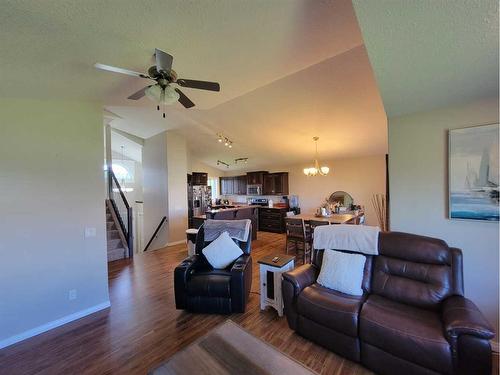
top-left (236, 175), bottom-right (247, 195)
top-left (259, 207), bottom-right (287, 233)
top-left (220, 177), bottom-right (234, 195)
top-left (263, 172), bottom-right (289, 195)
top-left (220, 175), bottom-right (247, 195)
top-left (246, 171), bottom-right (267, 185)
top-left (191, 172), bottom-right (208, 186)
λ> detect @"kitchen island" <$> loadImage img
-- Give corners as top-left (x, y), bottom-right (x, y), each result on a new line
top-left (191, 205), bottom-right (259, 240)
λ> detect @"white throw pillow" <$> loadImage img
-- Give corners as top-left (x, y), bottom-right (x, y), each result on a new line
top-left (317, 250), bottom-right (366, 296)
top-left (202, 231), bottom-right (244, 269)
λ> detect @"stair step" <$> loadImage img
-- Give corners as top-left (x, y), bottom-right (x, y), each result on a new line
top-left (107, 247), bottom-right (125, 262)
top-left (107, 238), bottom-right (123, 250)
top-left (106, 229), bottom-right (120, 240)
top-left (106, 213), bottom-right (112, 221)
top-left (106, 221), bottom-right (116, 230)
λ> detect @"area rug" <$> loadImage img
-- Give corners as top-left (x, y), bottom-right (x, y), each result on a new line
top-left (149, 320), bottom-right (317, 375)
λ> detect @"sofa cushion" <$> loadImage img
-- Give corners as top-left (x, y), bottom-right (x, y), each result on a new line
top-left (371, 255), bottom-right (452, 310)
top-left (187, 271), bottom-right (231, 298)
top-left (360, 295), bottom-right (452, 374)
top-left (202, 231), bottom-right (243, 269)
top-left (297, 284), bottom-right (364, 337)
top-left (317, 249), bottom-right (366, 296)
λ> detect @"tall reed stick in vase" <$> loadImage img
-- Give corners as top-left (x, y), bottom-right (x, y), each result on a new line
top-left (371, 194), bottom-right (387, 231)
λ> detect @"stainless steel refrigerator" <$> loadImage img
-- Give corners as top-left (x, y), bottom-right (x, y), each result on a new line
top-left (192, 185), bottom-right (212, 218)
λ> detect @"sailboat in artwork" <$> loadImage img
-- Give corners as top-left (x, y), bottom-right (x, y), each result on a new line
top-left (450, 124), bottom-right (499, 221)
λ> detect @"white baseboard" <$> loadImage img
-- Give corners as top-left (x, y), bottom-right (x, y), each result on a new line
top-left (492, 340), bottom-right (499, 353)
top-left (0, 300), bottom-right (111, 350)
top-left (167, 239), bottom-right (186, 246)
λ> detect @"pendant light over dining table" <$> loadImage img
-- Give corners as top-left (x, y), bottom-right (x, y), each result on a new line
top-left (303, 137), bottom-right (330, 176)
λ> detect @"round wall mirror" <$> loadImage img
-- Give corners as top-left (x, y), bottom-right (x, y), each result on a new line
top-left (328, 191), bottom-right (354, 207)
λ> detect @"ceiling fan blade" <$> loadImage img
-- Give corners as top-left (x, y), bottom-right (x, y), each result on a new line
top-left (155, 48), bottom-right (173, 73)
top-left (176, 79), bottom-right (220, 92)
top-left (94, 63), bottom-right (150, 79)
top-left (175, 88), bottom-right (195, 108)
top-left (127, 85), bottom-right (152, 100)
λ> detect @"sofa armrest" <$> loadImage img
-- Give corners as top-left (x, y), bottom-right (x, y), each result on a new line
top-left (230, 254), bottom-right (252, 312)
top-left (282, 264), bottom-right (318, 298)
top-left (174, 254), bottom-right (200, 309)
top-left (282, 264), bottom-right (318, 330)
top-left (442, 295), bottom-right (495, 341)
top-left (231, 254), bottom-right (252, 273)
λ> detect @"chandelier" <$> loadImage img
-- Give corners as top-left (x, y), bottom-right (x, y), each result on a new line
top-left (303, 137), bottom-right (330, 176)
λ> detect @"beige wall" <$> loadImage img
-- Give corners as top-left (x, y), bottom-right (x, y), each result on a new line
top-left (142, 132), bottom-right (169, 250)
top-left (286, 155), bottom-right (386, 226)
top-left (224, 155), bottom-right (386, 226)
top-left (189, 158), bottom-right (226, 178)
top-left (166, 132), bottom-right (188, 244)
top-left (0, 99), bottom-right (109, 348)
top-left (143, 131), bottom-right (189, 248)
top-left (389, 97), bottom-right (499, 339)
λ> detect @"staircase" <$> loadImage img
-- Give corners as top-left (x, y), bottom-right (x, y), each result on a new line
top-left (106, 205), bottom-right (127, 262)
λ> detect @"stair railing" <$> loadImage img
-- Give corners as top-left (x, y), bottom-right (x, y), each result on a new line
top-left (108, 170), bottom-right (133, 257)
top-left (144, 216), bottom-right (167, 251)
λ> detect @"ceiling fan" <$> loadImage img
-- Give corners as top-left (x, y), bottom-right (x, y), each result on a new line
top-left (95, 48), bottom-right (220, 118)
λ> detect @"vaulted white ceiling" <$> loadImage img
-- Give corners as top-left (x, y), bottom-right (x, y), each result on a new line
top-left (1, 0), bottom-right (388, 171)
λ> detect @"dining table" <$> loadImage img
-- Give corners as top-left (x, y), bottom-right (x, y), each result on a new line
top-left (292, 212), bottom-right (362, 224)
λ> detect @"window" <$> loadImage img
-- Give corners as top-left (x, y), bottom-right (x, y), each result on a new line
top-left (208, 177), bottom-right (219, 197)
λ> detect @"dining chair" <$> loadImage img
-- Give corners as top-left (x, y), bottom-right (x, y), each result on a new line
top-left (308, 220), bottom-right (329, 263)
top-left (285, 218), bottom-right (311, 264)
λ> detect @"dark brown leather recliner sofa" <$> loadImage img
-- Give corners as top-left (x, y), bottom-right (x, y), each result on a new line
top-left (282, 231), bottom-right (495, 375)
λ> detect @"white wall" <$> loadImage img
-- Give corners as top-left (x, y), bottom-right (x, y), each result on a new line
top-left (166, 132), bottom-right (188, 244)
top-left (389, 97), bottom-right (499, 338)
top-left (224, 155), bottom-right (386, 226)
top-left (0, 99), bottom-right (109, 348)
top-left (143, 131), bottom-right (189, 248)
top-left (142, 132), bottom-right (169, 250)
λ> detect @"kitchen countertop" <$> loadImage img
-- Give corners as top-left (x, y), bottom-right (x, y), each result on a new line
top-left (193, 205), bottom-right (288, 219)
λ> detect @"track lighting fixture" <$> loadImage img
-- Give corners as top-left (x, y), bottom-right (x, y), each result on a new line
top-left (216, 160), bottom-right (230, 168)
top-left (217, 133), bottom-right (233, 148)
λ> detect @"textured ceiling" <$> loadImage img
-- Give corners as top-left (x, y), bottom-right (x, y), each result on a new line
top-left (352, 0), bottom-right (499, 118)
top-left (1, 0), bottom-right (363, 110)
top-left (1, 0), bottom-right (388, 171)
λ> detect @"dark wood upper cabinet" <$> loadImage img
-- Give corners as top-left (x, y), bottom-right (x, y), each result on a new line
top-left (220, 177), bottom-right (233, 195)
top-left (220, 175), bottom-right (247, 195)
top-left (220, 172), bottom-right (288, 196)
top-left (237, 175), bottom-right (247, 195)
top-left (191, 172), bottom-right (208, 186)
top-left (263, 172), bottom-right (289, 195)
top-left (246, 171), bottom-right (267, 185)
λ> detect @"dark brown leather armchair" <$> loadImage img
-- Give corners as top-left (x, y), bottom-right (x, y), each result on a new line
top-left (174, 224), bottom-right (252, 314)
top-left (282, 231), bottom-right (495, 375)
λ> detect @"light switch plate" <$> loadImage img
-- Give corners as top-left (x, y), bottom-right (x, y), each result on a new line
top-left (68, 289), bottom-right (77, 301)
top-left (84, 227), bottom-right (97, 238)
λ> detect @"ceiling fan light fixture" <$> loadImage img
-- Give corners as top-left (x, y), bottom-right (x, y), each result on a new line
top-left (145, 84), bottom-right (179, 105)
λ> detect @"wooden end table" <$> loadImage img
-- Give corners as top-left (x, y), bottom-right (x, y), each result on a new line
top-left (257, 254), bottom-right (295, 317)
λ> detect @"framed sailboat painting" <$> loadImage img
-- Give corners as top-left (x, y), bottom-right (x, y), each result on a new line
top-left (449, 123), bottom-right (499, 221)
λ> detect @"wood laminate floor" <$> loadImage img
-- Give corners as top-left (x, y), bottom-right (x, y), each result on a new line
top-left (0, 232), bottom-right (497, 375)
